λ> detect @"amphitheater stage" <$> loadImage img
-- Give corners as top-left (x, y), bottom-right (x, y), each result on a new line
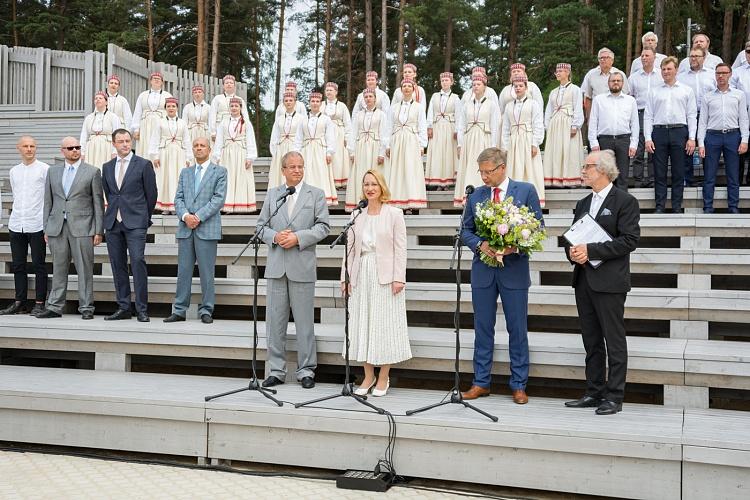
top-left (0, 364), bottom-right (747, 499)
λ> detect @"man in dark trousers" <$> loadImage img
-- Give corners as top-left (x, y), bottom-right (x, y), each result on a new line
top-left (102, 129), bottom-right (158, 322)
top-left (565, 150), bottom-right (640, 415)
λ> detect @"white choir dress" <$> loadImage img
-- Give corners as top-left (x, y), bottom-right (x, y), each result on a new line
top-left (131, 89), bottom-right (173, 157)
top-left (502, 97), bottom-right (546, 207)
top-left (460, 86), bottom-right (499, 106)
top-left (324, 99), bottom-right (353, 188)
top-left (106, 93), bottom-right (132, 130)
top-left (80, 110), bottom-right (121, 169)
top-left (209, 93), bottom-right (251, 137)
top-left (149, 117), bottom-right (192, 211)
top-left (386, 99), bottom-right (428, 209)
top-left (346, 107), bottom-right (388, 211)
top-left (294, 113), bottom-right (338, 205)
top-left (213, 116), bottom-right (258, 213)
top-left (268, 110), bottom-right (304, 189)
top-left (274, 100), bottom-right (308, 121)
top-left (498, 82), bottom-right (544, 149)
top-left (425, 91), bottom-right (461, 188)
top-left (182, 101), bottom-right (211, 144)
top-left (351, 88), bottom-right (391, 128)
top-left (391, 85), bottom-right (427, 107)
top-left (543, 83), bottom-right (584, 187)
top-left (453, 94), bottom-right (500, 206)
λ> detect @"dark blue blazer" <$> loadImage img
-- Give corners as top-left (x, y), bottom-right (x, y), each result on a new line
top-left (461, 180), bottom-right (543, 290)
top-left (102, 154), bottom-right (158, 230)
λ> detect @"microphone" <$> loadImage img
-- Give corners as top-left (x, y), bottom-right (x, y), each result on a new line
top-left (354, 199), bottom-right (368, 212)
top-left (277, 185), bottom-right (296, 204)
top-left (465, 185), bottom-right (475, 195)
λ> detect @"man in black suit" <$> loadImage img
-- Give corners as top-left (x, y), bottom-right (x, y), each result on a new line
top-left (565, 150), bottom-right (640, 415)
top-left (102, 129), bottom-right (158, 322)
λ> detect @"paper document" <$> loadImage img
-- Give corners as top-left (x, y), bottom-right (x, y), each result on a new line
top-left (563, 213), bottom-right (612, 268)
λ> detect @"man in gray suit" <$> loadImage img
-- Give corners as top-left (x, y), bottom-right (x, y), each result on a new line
top-left (37, 137), bottom-right (104, 319)
top-left (164, 137), bottom-right (227, 324)
top-left (259, 151), bottom-right (330, 389)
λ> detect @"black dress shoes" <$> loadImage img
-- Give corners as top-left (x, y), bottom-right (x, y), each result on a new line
top-left (262, 376), bottom-right (284, 388)
top-left (565, 395), bottom-right (603, 408)
top-left (81, 311), bottom-right (94, 320)
top-left (104, 309), bottom-right (132, 321)
top-left (30, 303), bottom-right (45, 316)
top-left (163, 313), bottom-right (186, 323)
top-left (0, 301), bottom-right (30, 315)
top-left (36, 309), bottom-right (62, 319)
top-left (595, 400), bottom-right (623, 415)
top-left (137, 312), bottom-right (150, 322)
top-left (201, 314), bottom-right (213, 324)
top-left (300, 376), bottom-right (315, 389)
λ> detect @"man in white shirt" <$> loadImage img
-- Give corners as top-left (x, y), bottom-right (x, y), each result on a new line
top-left (629, 31), bottom-right (667, 75)
top-left (588, 73), bottom-right (639, 190)
top-left (645, 57), bottom-right (697, 213)
top-left (581, 47), bottom-right (630, 119)
top-left (1, 136), bottom-right (50, 316)
top-left (628, 48), bottom-right (663, 187)
top-left (732, 39), bottom-right (750, 69)
top-left (698, 64), bottom-right (749, 214)
top-left (678, 33), bottom-right (723, 73)
top-left (730, 41), bottom-right (750, 184)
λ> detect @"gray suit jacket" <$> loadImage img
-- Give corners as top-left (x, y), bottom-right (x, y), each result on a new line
top-left (44, 162), bottom-right (104, 238)
top-left (174, 162), bottom-right (227, 241)
top-left (257, 183), bottom-right (330, 282)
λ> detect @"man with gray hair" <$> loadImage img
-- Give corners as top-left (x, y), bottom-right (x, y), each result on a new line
top-left (581, 47), bottom-right (630, 118)
top-left (678, 33), bottom-right (723, 73)
top-left (565, 149), bottom-right (640, 415)
top-left (629, 32), bottom-right (666, 75)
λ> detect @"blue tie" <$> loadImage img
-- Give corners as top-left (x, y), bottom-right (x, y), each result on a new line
top-left (195, 164), bottom-right (203, 191)
top-left (63, 165), bottom-right (75, 197)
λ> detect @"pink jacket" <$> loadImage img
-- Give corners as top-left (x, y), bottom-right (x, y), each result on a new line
top-left (340, 203), bottom-right (407, 286)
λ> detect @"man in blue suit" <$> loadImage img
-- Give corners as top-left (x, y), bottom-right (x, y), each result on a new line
top-left (102, 129), bottom-right (158, 322)
top-left (164, 137), bottom-right (227, 324)
top-left (460, 147), bottom-right (543, 404)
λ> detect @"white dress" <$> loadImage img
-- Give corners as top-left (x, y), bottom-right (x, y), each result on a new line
top-left (295, 113), bottom-right (338, 205)
top-left (182, 101), bottom-right (211, 144)
top-left (392, 85), bottom-right (427, 107)
top-left (131, 89), bottom-right (172, 157)
top-left (324, 100), bottom-right (353, 188)
top-left (498, 82), bottom-right (544, 149)
top-left (425, 91), bottom-right (461, 187)
top-left (347, 212), bottom-right (412, 366)
top-left (106, 93), bottom-right (132, 130)
top-left (149, 117), bottom-right (192, 211)
top-left (543, 83), bottom-right (584, 187)
top-left (268, 110), bottom-right (304, 189)
top-left (274, 100), bottom-right (308, 121)
top-left (386, 100), bottom-right (428, 209)
top-left (80, 111), bottom-right (121, 169)
top-left (503, 97), bottom-right (546, 207)
top-left (346, 108), bottom-right (388, 211)
top-left (351, 88), bottom-right (391, 127)
top-left (209, 93), bottom-right (250, 136)
top-left (213, 116), bottom-right (258, 213)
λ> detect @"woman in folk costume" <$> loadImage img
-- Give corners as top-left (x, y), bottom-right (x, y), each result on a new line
top-left (346, 89), bottom-right (388, 211)
top-left (294, 91), bottom-right (338, 205)
top-left (149, 97), bottom-right (192, 213)
top-left (543, 63), bottom-right (584, 188)
top-left (324, 82), bottom-right (353, 189)
top-left (105, 75), bottom-right (132, 130)
top-left (80, 91), bottom-right (121, 169)
top-left (213, 97), bottom-right (258, 214)
top-left (460, 67), bottom-right (499, 105)
top-left (385, 79), bottom-right (428, 210)
top-left (182, 85), bottom-right (211, 144)
top-left (502, 76), bottom-right (546, 207)
top-left (269, 90), bottom-right (305, 189)
top-left (453, 74), bottom-right (500, 207)
top-left (131, 72), bottom-right (172, 157)
top-left (391, 63), bottom-right (427, 107)
top-left (498, 63), bottom-right (545, 149)
top-left (209, 74), bottom-right (250, 141)
top-left (426, 72), bottom-right (462, 189)
top-left (274, 81), bottom-right (308, 121)
top-left (352, 71), bottom-right (391, 127)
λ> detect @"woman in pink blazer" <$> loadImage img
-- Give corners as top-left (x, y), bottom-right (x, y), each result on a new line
top-left (341, 169), bottom-right (412, 397)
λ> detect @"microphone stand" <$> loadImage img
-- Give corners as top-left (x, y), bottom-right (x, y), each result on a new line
top-left (406, 191), bottom-right (498, 422)
top-left (295, 205), bottom-right (385, 414)
top-left (204, 195), bottom-right (291, 406)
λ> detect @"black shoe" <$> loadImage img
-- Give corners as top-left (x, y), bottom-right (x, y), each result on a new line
top-left (595, 400), bottom-right (623, 415)
top-left (565, 395), bottom-right (603, 408)
top-left (654, 207), bottom-right (665, 214)
top-left (0, 301), bottom-right (28, 315)
top-left (30, 303), bottom-right (45, 316)
top-left (300, 376), bottom-right (315, 389)
top-left (36, 309), bottom-right (62, 319)
top-left (671, 207), bottom-right (684, 214)
top-left (163, 313), bottom-right (186, 323)
top-left (703, 208), bottom-right (715, 214)
top-left (137, 312), bottom-right (150, 322)
top-left (262, 376), bottom-right (284, 388)
top-left (642, 182), bottom-right (654, 188)
top-left (728, 207), bottom-right (740, 214)
top-left (201, 314), bottom-right (213, 324)
top-left (104, 309), bottom-right (132, 321)
top-left (81, 311), bottom-right (94, 320)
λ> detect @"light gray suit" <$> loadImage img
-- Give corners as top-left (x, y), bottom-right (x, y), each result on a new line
top-left (43, 162), bottom-right (104, 314)
top-left (173, 162), bottom-right (227, 317)
top-left (257, 182), bottom-right (330, 380)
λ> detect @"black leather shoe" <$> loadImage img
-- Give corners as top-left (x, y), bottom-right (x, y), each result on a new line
top-left (595, 400), bottom-right (623, 415)
top-left (0, 301), bottom-right (28, 315)
top-left (654, 207), bottom-right (665, 214)
top-left (30, 303), bottom-right (45, 316)
top-left (36, 309), bottom-right (62, 319)
top-left (300, 376), bottom-right (315, 389)
top-left (163, 313), bottom-right (186, 323)
top-left (137, 312), bottom-right (150, 322)
top-left (565, 395), bottom-right (603, 408)
top-left (201, 314), bottom-right (213, 324)
top-left (104, 309), bottom-right (132, 321)
top-left (81, 311), bottom-right (94, 320)
top-left (262, 376), bottom-right (284, 388)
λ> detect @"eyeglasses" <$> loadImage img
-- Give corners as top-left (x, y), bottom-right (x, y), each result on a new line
top-left (581, 163), bottom-right (597, 170)
top-left (716, 71), bottom-right (731, 76)
top-left (283, 165), bottom-right (304, 171)
top-left (689, 55), bottom-right (704, 58)
top-left (477, 164), bottom-right (504, 176)
top-left (64, 146), bottom-right (82, 151)
top-left (598, 56), bottom-right (613, 60)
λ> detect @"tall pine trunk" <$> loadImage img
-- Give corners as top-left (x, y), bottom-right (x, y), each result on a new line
top-left (722, 2), bottom-right (734, 62)
top-left (11, 0), bottom-right (19, 45)
top-left (406, 0), bottom-right (416, 60)
top-left (635, 0), bottom-right (644, 54)
top-left (347, 0), bottom-right (354, 108)
top-left (654, 0), bottom-right (665, 53)
top-left (626, 0), bottom-right (634, 72)
top-left (509, 3), bottom-right (518, 62)
top-left (210, 0), bottom-right (221, 76)
top-left (396, 1), bottom-right (405, 84)
top-left (315, 0), bottom-right (320, 88)
top-left (274, 0), bottom-right (286, 108)
top-left (251, 8), bottom-right (261, 145)
top-left (380, 0), bottom-right (387, 90)
top-left (197, 0), bottom-right (206, 72)
top-left (365, 0), bottom-right (373, 71)
top-left (145, 0), bottom-right (154, 59)
top-left (444, 16), bottom-right (453, 72)
top-left (324, 0), bottom-right (331, 82)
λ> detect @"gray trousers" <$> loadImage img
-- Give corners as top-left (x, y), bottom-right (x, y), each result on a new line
top-left (173, 234), bottom-right (217, 317)
top-left (266, 275), bottom-right (317, 381)
top-left (46, 221), bottom-right (95, 314)
top-left (632, 109), bottom-right (654, 185)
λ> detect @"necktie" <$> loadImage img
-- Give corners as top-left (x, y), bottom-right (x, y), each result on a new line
top-left (116, 157), bottom-right (126, 189)
top-left (493, 187), bottom-right (501, 203)
top-left (287, 190), bottom-right (295, 217)
top-left (63, 166), bottom-right (75, 197)
top-left (195, 164), bottom-right (203, 191)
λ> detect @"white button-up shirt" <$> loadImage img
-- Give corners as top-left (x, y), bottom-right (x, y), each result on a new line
top-left (644, 81), bottom-right (698, 141)
top-left (628, 68), bottom-right (663, 110)
top-left (676, 67), bottom-right (716, 110)
top-left (629, 53), bottom-right (667, 75)
top-left (697, 88), bottom-right (750, 147)
top-left (588, 93), bottom-right (639, 149)
top-left (730, 65), bottom-right (750, 103)
top-left (589, 182), bottom-right (613, 217)
top-left (8, 159), bottom-right (50, 233)
top-left (581, 66), bottom-right (630, 99)
top-left (678, 52), bottom-right (723, 73)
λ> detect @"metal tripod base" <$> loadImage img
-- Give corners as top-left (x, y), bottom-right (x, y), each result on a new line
top-left (205, 378), bottom-right (284, 406)
top-left (405, 389), bottom-right (498, 422)
top-left (294, 382), bottom-right (386, 414)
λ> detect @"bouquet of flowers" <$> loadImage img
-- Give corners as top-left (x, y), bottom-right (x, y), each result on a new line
top-left (473, 196), bottom-right (547, 267)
